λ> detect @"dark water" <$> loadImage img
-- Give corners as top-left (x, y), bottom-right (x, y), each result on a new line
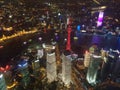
top-left (74, 33), bottom-right (119, 50)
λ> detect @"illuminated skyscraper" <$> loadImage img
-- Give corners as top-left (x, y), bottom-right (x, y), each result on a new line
top-left (61, 53), bottom-right (71, 85)
top-left (84, 51), bottom-right (91, 68)
top-left (66, 26), bottom-right (72, 51)
top-left (0, 65), bottom-right (12, 89)
top-left (46, 52), bottom-right (57, 82)
top-left (86, 53), bottom-right (102, 85)
top-left (32, 59), bottom-right (40, 76)
top-left (37, 49), bottom-right (44, 59)
top-left (42, 43), bottom-right (57, 82)
top-left (0, 74), bottom-right (7, 90)
top-left (17, 60), bottom-right (30, 87)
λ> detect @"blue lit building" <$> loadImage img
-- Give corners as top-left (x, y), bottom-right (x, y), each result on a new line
top-left (17, 60), bottom-right (30, 87)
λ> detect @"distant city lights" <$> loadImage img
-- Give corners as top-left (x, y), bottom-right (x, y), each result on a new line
top-left (0, 29), bottom-right (37, 42)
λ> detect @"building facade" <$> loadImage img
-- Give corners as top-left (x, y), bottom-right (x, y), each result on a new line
top-left (46, 52), bottom-right (57, 82)
top-left (61, 54), bottom-right (71, 85)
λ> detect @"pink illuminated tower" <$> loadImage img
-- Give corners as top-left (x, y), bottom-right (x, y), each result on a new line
top-left (66, 26), bottom-right (72, 51)
top-left (97, 12), bottom-right (104, 27)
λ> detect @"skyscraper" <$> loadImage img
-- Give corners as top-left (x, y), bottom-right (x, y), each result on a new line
top-left (37, 49), bottom-right (44, 59)
top-left (17, 60), bottom-right (30, 87)
top-left (86, 52), bottom-right (102, 86)
top-left (46, 52), bottom-right (57, 82)
top-left (84, 51), bottom-right (91, 68)
top-left (0, 74), bottom-right (6, 90)
top-left (61, 53), bottom-right (71, 85)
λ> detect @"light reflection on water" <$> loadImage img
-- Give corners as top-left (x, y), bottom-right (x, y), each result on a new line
top-left (74, 33), bottom-right (119, 51)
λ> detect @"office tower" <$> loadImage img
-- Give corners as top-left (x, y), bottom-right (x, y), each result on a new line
top-left (37, 49), bottom-right (44, 59)
top-left (0, 74), bottom-right (7, 90)
top-left (86, 53), bottom-right (102, 86)
top-left (0, 65), bottom-right (13, 89)
top-left (84, 51), bottom-right (91, 68)
top-left (32, 59), bottom-right (40, 76)
top-left (61, 54), bottom-right (71, 85)
top-left (18, 60), bottom-right (30, 87)
top-left (46, 52), bottom-right (57, 82)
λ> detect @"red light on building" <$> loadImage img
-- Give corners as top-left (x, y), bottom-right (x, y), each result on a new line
top-left (5, 65), bottom-right (10, 70)
top-left (0, 65), bottom-right (10, 72)
top-left (0, 67), bottom-right (5, 72)
top-left (67, 17), bottom-right (73, 25)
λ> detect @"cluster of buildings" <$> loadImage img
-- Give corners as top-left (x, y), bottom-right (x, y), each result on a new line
top-left (84, 44), bottom-right (120, 86)
top-left (0, 42), bottom-right (73, 90)
top-left (43, 43), bottom-right (72, 86)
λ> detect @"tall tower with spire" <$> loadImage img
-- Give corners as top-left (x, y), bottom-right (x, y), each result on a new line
top-left (66, 26), bottom-right (72, 51)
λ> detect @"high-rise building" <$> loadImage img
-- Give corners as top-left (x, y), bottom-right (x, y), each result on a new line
top-left (84, 51), bottom-right (91, 68)
top-left (61, 53), bottom-right (71, 85)
top-left (86, 53), bottom-right (102, 85)
top-left (46, 52), bottom-right (57, 82)
top-left (17, 60), bottom-right (30, 87)
top-left (0, 65), bottom-right (13, 89)
top-left (0, 74), bottom-right (7, 90)
top-left (37, 49), bottom-right (44, 59)
top-left (32, 59), bottom-right (40, 76)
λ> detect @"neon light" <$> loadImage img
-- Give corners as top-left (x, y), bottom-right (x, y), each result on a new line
top-left (7, 82), bottom-right (17, 89)
top-left (0, 74), bottom-right (3, 78)
top-left (35, 60), bottom-right (39, 62)
top-left (18, 61), bottom-right (28, 68)
top-left (18, 63), bottom-right (27, 67)
top-left (66, 26), bottom-right (72, 51)
top-left (23, 63), bottom-right (27, 67)
top-left (6, 65), bottom-right (10, 70)
top-left (0, 65), bottom-right (10, 72)
top-left (92, 55), bottom-right (101, 58)
top-left (0, 67), bottom-right (5, 71)
top-left (77, 25), bottom-right (81, 31)
top-left (47, 52), bottom-right (55, 56)
top-left (97, 12), bottom-right (104, 27)
top-left (18, 64), bottom-right (22, 67)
